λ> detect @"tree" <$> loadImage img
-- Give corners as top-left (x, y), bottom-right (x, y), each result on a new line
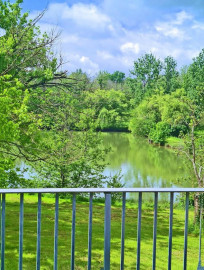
top-left (0, 75), bottom-right (45, 186)
top-left (129, 53), bottom-right (163, 103)
top-left (184, 49), bottom-right (204, 111)
top-left (96, 71), bottom-right (110, 90)
top-left (167, 94), bottom-right (204, 221)
top-left (109, 71), bottom-right (125, 89)
top-left (163, 56), bottom-right (179, 93)
top-left (129, 89), bottom-right (192, 144)
top-left (0, 0), bottom-right (112, 189)
top-left (84, 89), bottom-right (131, 131)
top-left (0, 0), bottom-right (63, 180)
top-left (68, 69), bottom-right (91, 92)
top-left (0, 0), bottom-right (69, 91)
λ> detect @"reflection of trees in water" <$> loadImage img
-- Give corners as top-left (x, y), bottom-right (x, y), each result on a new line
top-left (124, 167), bottom-right (172, 201)
top-left (102, 132), bottom-right (191, 191)
top-left (127, 192), bottom-right (170, 202)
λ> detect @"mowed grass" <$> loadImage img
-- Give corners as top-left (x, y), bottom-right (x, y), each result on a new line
top-left (3, 194), bottom-right (202, 269)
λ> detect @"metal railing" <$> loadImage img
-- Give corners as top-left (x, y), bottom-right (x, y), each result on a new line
top-left (0, 187), bottom-right (204, 270)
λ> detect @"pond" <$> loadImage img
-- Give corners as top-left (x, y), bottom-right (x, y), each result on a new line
top-left (102, 132), bottom-right (192, 201)
top-left (18, 132), bottom-right (192, 201)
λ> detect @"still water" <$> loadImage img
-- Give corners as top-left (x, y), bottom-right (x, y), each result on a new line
top-left (102, 133), bottom-right (191, 201)
top-left (19, 132), bottom-right (191, 201)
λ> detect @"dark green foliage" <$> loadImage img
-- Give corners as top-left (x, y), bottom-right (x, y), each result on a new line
top-left (109, 71), bottom-right (125, 89)
top-left (163, 56), bottom-right (180, 93)
top-left (184, 49), bottom-right (204, 110)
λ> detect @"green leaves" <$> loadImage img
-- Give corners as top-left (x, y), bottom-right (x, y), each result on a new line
top-left (84, 89), bottom-right (131, 131)
top-left (129, 89), bottom-right (195, 144)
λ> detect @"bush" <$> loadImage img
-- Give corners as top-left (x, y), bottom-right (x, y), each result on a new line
top-left (149, 122), bottom-right (171, 145)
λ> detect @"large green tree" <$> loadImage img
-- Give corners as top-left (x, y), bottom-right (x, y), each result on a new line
top-left (163, 56), bottom-right (179, 93)
top-left (129, 53), bottom-right (163, 103)
top-left (0, 0), bottom-right (112, 188)
top-left (184, 49), bottom-right (204, 111)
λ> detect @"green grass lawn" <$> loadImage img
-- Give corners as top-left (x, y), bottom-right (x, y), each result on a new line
top-left (2, 194), bottom-right (202, 269)
top-left (166, 137), bottom-right (184, 148)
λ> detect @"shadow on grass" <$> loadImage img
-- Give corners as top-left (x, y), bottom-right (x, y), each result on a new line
top-left (2, 195), bottom-right (199, 269)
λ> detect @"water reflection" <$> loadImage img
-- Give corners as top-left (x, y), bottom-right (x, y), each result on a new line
top-left (102, 132), bottom-right (191, 201)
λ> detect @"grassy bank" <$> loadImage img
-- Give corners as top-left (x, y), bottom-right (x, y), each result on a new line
top-left (166, 129), bottom-right (204, 149)
top-left (166, 136), bottom-right (184, 148)
top-left (3, 194), bottom-right (202, 269)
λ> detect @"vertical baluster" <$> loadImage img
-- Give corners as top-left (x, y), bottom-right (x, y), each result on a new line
top-left (104, 193), bottom-right (111, 270)
top-left (0, 194), bottom-right (1, 264)
top-left (19, 193), bottom-right (24, 270)
top-left (36, 193), bottom-right (41, 270)
top-left (120, 192), bottom-right (126, 270)
top-left (54, 194), bottom-right (59, 270)
top-left (168, 192), bottom-right (174, 270)
top-left (198, 193), bottom-right (203, 268)
top-left (152, 192), bottom-right (158, 270)
top-left (71, 194), bottom-right (76, 270)
top-left (136, 192), bottom-right (142, 270)
top-left (1, 194), bottom-right (5, 270)
top-left (88, 193), bottom-right (93, 270)
top-left (183, 192), bottom-right (189, 270)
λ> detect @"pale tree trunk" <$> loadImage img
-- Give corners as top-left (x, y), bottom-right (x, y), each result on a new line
top-left (194, 193), bottom-right (200, 224)
top-left (188, 123), bottom-right (203, 223)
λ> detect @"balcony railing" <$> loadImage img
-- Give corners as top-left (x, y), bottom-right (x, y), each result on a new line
top-left (0, 188), bottom-right (204, 270)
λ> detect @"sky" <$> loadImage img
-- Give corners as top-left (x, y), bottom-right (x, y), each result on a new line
top-left (17, 0), bottom-right (204, 75)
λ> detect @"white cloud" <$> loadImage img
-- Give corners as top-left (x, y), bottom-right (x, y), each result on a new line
top-left (120, 42), bottom-right (140, 54)
top-left (155, 11), bottom-right (193, 40)
top-left (192, 22), bottom-right (204, 30)
top-left (174, 11), bottom-right (193, 25)
top-left (68, 54), bottom-right (100, 75)
top-left (44, 3), bottom-right (112, 31)
top-left (155, 23), bottom-right (185, 39)
top-left (185, 49), bottom-right (200, 60)
top-left (31, 1), bottom-right (204, 74)
top-left (97, 50), bottom-right (114, 60)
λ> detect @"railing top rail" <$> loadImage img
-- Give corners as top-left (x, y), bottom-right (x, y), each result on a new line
top-left (0, 187), bottom-right (204, 194)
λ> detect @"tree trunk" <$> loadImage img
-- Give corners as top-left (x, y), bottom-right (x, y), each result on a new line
top-left (194, 193), bottom-right (200, 224)
top-left (60, 170), bottom-right (66, 188)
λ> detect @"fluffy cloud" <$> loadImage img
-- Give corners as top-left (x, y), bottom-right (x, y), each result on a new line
top-left (192, 22), bottom-right (204, 30)
top-left (155, 24), bottom-right (185, 39)
top-left (30, 1), bottom-right (204, 75)
top-left (42, 3), bottom-right (114, 34)
top-left (155, 11), bottom-right (193, 40)
top-left (174, 11), bottom-right (193, 25)
top-left (120, 43), bottom-right (140, 54)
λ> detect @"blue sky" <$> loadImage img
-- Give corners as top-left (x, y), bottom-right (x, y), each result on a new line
top-left (19, 0), bottom-right (204, 75)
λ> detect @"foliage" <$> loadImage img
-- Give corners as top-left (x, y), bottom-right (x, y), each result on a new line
top-left (0, 0), bottom-right (204, 193)
top-left (163, 56), bottom-right (180, 93)
top-left (129, 89), bottom-right (200, 145)
top-left (149, 122), bottom-right (170, 145)
top-left (109, 71), bottom-right (125, 89)
top-left (68, 69), bottom-right (91, 92)
top-left (129, 53), bottom-right (163, 103)
top-left (184, 49), bottom-right (204, 110)
top-left (0, 75), bottom-right (42, 186)
top-left (0, 0), bottom-right (62, 90)
top-left (84, 89), bottom-right (131, 131)
top-left (96, 71), bottom-right (110, 90)
top-left (0, 0), bottom-right (113, 188)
